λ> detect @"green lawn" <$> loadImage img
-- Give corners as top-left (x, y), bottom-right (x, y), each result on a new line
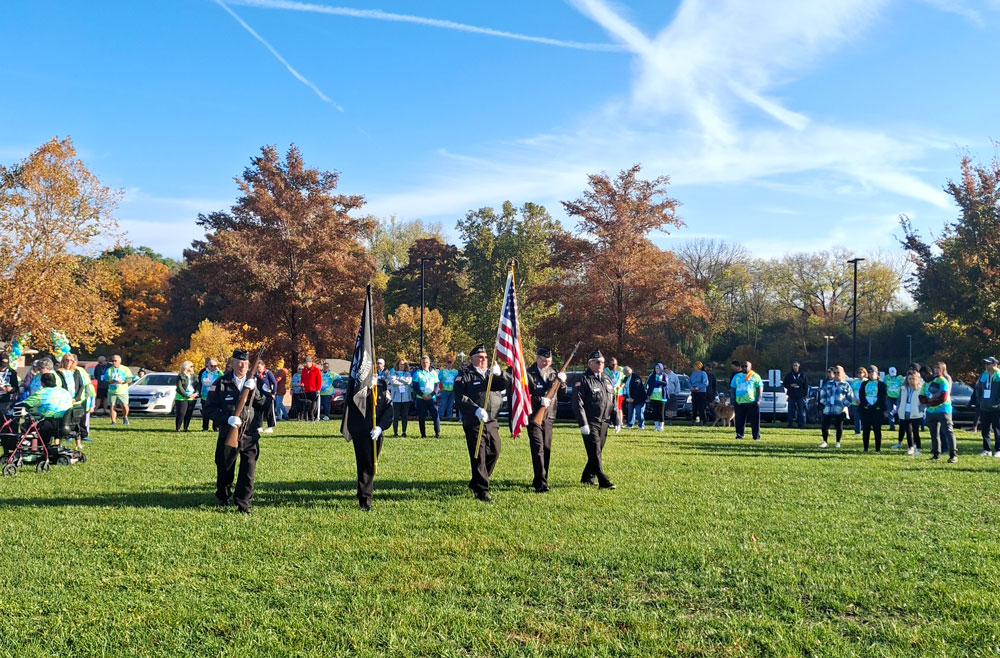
top-left (2, 415), bottom-right (999, 657)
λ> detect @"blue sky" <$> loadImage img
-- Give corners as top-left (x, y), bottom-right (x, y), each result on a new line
top-left (2, 0), bottom-right (998, 259)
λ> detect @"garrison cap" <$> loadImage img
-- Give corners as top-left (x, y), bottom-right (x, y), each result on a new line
top-left (231, 349), bottom-right (249, 361)
top-left (536, 346), bottom-right (553, 358)
top-left (589, 349), bottom-right (604, 362)
top-left (469, 344), bottom-right (487, 357)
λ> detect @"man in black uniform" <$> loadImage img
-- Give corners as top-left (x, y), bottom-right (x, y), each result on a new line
top-left (0, 354), bottom-right (19, 417)
top-left (346, 386), bottom-right (394, 511)
top-left (525, 346), bottom-right (566, 493)
top-left (454, 343), bottom-right (512, 503)
top-left (574, 349), bottom-right (616, 490)
top-left (206, 349), bottom-right (267, 515)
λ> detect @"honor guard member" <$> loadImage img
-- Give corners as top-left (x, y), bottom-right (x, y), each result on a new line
top-left (525, 346), bottom-right (566, 492)
top-left (206, 349), bottom-right (267, 514)
top-left (347, 386), bottom-right (394, 511)
top-left (574, 349), bottom-right (616, 489)
top-left (454, 343), bottom-right (512, 503)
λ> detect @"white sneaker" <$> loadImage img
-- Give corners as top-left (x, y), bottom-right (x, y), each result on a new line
top-left (818, 441), bottom-right (828, 448)
top-left (835, 442), bottom-right (841, 448)
top-left (614, 425), bottom-right (622, 434)
top-left (994, 451), bottom-right (1000, 458)
top-left (906, 446), bottom-right (915, 455)
top-left (322, 416), bottom-right (330, 421)
top-left (979, 450), bottom-right (991, 457)
top-left (655, 422), bottom-right (662, 432)
top-left (890, 443), bottom-right (903, 450)
top-left (913, 448), bottom-right (922, 456)
top-left (263, 427), bottom-right (273, 434)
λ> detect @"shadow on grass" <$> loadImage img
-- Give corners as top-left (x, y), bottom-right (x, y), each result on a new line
top-left (0, 478), bottom-right (474, 509)
top-left (668, 439), bottom-right (853, 459)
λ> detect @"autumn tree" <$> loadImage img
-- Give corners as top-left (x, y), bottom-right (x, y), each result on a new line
top-left (901, 153), bottom-right (1000, 380)
top-left (380, 304), bottom-right (453, 364)
top-left (0, 137), bottom-right (121, 350)
top-left (456, 201), bottom-right (561, 350)
top-left (384, 237), bottom-right (466, 320)
top-left (184, 144), bottom-right (375, 365)
top-left (100, 252), bottom-right (172, 368)
top-left (170, 320), bottom-right (242, 370)
top-left (537, 165), bottom-right (706, 364)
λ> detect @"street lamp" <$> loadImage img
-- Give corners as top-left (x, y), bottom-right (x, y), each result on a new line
top-left (823, 335), bottom-right (835, 372)
top-left (419, 257), bottom-right (436, 360)
top-left (906, 334), bottom-right (912, 366)
top-left (847, 257), bottom-right (866, 376)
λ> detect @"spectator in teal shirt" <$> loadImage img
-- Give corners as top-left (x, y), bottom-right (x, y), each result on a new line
top-left (413, 356), bottom-right (441, 438)
top-left (438, 356), bottom-right (459, 421)
top-left (320, 362), bottom-right (336, 421)
top-left (921, 361), bottom-right (956, 462)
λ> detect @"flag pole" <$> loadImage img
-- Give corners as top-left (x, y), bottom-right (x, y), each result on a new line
top-left (474, 262), bottom-right (515, 459)
top-left (372, 381), bottom-right (378, 474)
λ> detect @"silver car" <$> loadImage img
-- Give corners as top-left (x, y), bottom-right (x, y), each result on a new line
top-left (128, 372), bottom-right (179, 414)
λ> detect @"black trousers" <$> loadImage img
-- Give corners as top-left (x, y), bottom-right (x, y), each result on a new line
top-left (215, 428), bottom-right (259, 513)
top-left (392, 401), bottom-right (411, 436)
top-left (262, 393), bottom-right (275, 428)
top-left (465, 420), bottom-right (500, 497)
top-left (981, 409), bottom-right (1000, 452)
top-left (353, 433), bottom-right (383, 507)
top-left (899, 418), bottom-right (922, 448)
top-left (175, 399), bottom-right (196, 431)
top-left (527, 418), bottom-right (553, 489)
top-left (416, 398), bottom-right (440, 437)
top-left (201, 399), bottom-right (214, 430)
top-left (691, 392), bottom-right (708, 424)
top-left (581, 420), bottom-right (611, 486)
top-left (649, 399), bottom-right (665, 422)
top-left (821, 414), bottom-right (845, 441)
top-left (861, 410), bottom-right (883, 451)
top-left (734, 403), bottom-right (760, 439)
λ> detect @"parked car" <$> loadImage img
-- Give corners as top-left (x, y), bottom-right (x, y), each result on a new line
top-left (128, 372), bottom-right (178, 414)
top-left (759, 383), bottom-right (788, 421)
top-left (806, 385), bottom-right (823, 423)
top-left (330, 376), bottom-right (349, 416)
top-left (951, 380), bottom-right (977, 428)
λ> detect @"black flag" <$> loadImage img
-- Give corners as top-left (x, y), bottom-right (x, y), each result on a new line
top-left (341, 285), bottom-right (376, 443)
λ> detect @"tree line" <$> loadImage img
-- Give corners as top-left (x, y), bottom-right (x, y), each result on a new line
top-left (2, 137), bottom-right (995, 381)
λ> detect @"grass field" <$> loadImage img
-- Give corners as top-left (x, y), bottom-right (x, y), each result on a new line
top-left (2, 415), bottom-right (1000, 657)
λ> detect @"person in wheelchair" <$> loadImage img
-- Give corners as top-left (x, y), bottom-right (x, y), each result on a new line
top-left (19, 372), bottom-right (73, 444)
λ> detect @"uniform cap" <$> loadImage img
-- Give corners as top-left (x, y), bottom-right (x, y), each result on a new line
top-left (469, 344), bottom-right (487, 357)
top-left (589, 349), bottom-right (604, 361)
top-left (231, 349), bottom-right (249, 361)
top-left (536, 346), bottom-right (553, 358)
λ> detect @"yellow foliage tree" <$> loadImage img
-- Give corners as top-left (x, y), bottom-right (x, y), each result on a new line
top-left (109, 254), bottom-right (171, 368)
top-left (170, 320), bottom-right (241, 371)
top-left (381, 304), bottom-right (452, 365)
top-left (0, 137), bottom-right (122, 349)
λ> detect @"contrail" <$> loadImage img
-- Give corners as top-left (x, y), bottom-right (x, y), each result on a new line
top-left (227, 0), bottom-right (625, 52)
top-left (214, 0), bottom-right (343, 110)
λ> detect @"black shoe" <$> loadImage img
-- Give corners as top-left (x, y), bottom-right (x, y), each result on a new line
top-left (237, 507), bottom-right (252, 516)
top-left (435, 434), bottom-right (440, 439)
top-left (216, 498), bottom-right (231, 507)
top-left (534, 485), bottom-right (550, 493)
top-left (360, 503), bottom-right (371, 512)
top-left (402, 433), bottom-right (407, 438)
top-left (580, 478), bottom-right (595, 486)
top-left (735, 435), bottom-right (744, 440)
top-left (475, 493), bottom-right (493, 503)
top-left (930, 455), bottom-right (940, 461)
top-left (599, 482), bottom-right (616, 490)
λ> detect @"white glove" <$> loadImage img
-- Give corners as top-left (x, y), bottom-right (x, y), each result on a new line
top-left (491, 363), bottom-right (502, 376)
top-left (540, 397), bottom-right (551, 408)
top-left (243, 378), bottom-right (256, 391)
top-left (580, 425), bottom-right (590, 435)
top-left (370, 426), bottom-right (382, 440)
top-left (228, 416), bottom-right (242, 428)
top-left (475, 407), bottom-right (489, 423)
top-left (557, 372), bottom-right (567, 383)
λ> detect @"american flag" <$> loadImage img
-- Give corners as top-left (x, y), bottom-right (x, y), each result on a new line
top-left (496, 270), bottom-right (532, 440)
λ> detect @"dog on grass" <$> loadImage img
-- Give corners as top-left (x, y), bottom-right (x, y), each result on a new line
top-left (712, 395), bottom-right (735, 427)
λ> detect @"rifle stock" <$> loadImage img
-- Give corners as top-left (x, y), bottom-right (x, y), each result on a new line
top-left (530, 342), bottom-right (580, 425)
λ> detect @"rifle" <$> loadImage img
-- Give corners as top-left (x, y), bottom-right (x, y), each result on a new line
top-left (530, 342), bottom-right (580, 425)
top-left (224, 343), bottom-right (267, 449)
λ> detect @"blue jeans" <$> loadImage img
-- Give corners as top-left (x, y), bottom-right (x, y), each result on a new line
top-left (438, 390), bottom-right (455, 420)
top-left (787, 397), bottom-right (806, 428)
top-left (853, 406), bottom-right (862, 434)
top-left (627, 401), bottom-right (646, 428)
top-left (274, 396), bottom-right (288, 420)
top-left (887, 399), bottom-right (898, 430)
top-left (320, 395), bottom-right (332, 418)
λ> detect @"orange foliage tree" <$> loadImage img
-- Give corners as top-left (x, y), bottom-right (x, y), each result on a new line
top-left (535, 165), bottom-right (707, 366)
top-left (104, 254), bottom-right (171, 368)
top-left (0, 137), bottom-right (121, 350)
top-left (184, 144), bottom-right (375, 365)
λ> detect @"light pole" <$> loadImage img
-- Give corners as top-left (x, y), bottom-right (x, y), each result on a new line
top-left (847, 257), bottom-right (866, 376)
top-left (823, 335), bottom-right (835, 372)
top-left (906, 334), bottom-right (912, 366)
top-left (419, 257), bottom-right (435, 360)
